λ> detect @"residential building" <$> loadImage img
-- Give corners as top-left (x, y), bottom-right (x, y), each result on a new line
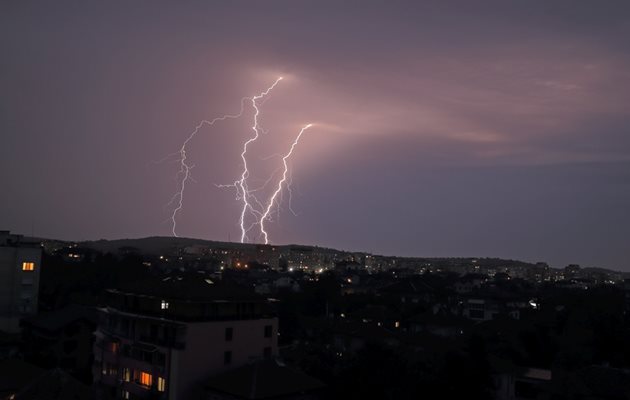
top-left (21, 304), bottom-right (97, 381)
top-left (93, 275), bottom-right (278, 399)
top-left (462, 298), bottom-right (522, 321)
top-left (490, 357), bottom-right (552, 400)
top-left (0, 231), bottom-right (42, 333)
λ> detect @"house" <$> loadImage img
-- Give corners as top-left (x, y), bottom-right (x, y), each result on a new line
top-left (406, 312), bottom-right (471, 338)
top-left (550, 365), bottom-right (630, 400)
top-left (490, 357), bottom-right (551, 400)
top-left (21, 304), bottom-right (97, 381)
top-left (0, 359), bottom-right (92, 400)
top-left (381, 279), bottom-right (437, 305)
top-left (332, 321), bottom-right (400, 354)
top-left (453, 274), bottom-right (487, 294)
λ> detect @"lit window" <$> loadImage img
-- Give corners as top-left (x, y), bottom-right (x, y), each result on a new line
top-left (140, 371), bottom-right (152, 387)
top-left (161, 300), bottom-right (169, 310)
top-left (122, 367), bottom-right (131, 382)
top-left (103, 363), bottom-right (117, 376)
top-left (157, 377), bottom-right (166, 392)
top-left (22, 262), bottom-right (35, 271)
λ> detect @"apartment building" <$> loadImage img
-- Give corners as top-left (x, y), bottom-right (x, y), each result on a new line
top-left (93, 275), bottom-right (278, 399)
top-left (0, 231), bottom-right (42, 333)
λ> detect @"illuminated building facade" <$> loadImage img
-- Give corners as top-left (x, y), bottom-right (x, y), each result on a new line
top-left (0, 231), bottom-right (42, 333)
top-left (93, 276), bottom-right (278, 399)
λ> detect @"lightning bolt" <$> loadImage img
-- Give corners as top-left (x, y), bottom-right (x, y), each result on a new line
top-left (168, 98), bottom-right (248, 237)
top-left (235, 77), bottom-right (283, 243)
top-left (166, 76), bottom-right (312, 244)
top-left (259, 123), bottom-right (313, 244)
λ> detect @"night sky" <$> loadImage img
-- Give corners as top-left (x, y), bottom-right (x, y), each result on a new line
top-left (2, 1), bottom-right (630, 270)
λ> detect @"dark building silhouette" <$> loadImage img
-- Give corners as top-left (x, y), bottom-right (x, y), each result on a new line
top-left (0, 231), bottom-right (42, 333)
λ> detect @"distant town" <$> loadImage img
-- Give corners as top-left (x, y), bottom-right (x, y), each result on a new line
top-left (46, 235), bottom-right (629, 284)
top-left (2, 229), bottom-right (630, 399)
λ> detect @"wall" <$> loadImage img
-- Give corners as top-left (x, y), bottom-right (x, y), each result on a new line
top-left (172, 317), bottom-right (278, 399)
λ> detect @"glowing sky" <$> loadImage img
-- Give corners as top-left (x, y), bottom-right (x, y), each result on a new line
top-left (2, 1), bottom-right (630, 269)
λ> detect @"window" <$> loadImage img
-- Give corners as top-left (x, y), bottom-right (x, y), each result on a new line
top-left (263, 347), bottom-right (272, 359)
top-left (224, 351), bottom-right (232, 365)
top-left (156, 352), bottom-right (166, 366)
top-left (108, 342), bottom-right (119, 354)
top-left (121, 390), bottom-right (130, 400)
top-left (225, 327), bottom-right (233, 341)
top-left (157, 377), bottom-right (166, 392)
top-left (122, 367), bottom-right (131, 382)
top-left (264, 325), bottom-right (273, 338)
top-left (140, 371), bottom-right (152, 387)
top-left (22, 262), bottom-right (35, 271)
top-left (160, 300), bottom-right (169, 310)
top-left (103, 363), bottom-right (117, 376)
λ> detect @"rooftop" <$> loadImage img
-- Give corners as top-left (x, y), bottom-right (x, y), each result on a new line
top-left (111, 274), bottom-right (263, 302)
top-left (205, 359), bottom-right (324, 399)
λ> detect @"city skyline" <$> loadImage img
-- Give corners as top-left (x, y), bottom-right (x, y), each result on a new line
top-left (2, 1), bottom-right (630, 270)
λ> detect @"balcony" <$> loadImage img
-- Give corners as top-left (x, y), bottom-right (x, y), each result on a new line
top-left (138, 335), bottom-right (185, 350)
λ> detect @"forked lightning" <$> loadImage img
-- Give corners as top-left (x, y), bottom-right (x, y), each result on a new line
top-left (165, 77), bottom-right (312, 244)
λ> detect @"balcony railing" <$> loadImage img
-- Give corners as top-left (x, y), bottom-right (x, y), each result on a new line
top-left (138, 335), bottom-right (185, 350)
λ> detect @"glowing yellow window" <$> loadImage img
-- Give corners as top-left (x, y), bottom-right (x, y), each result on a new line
top-left (140, 371), bottom-right (152, 387)
top-left (157, 377), bottom-right (166, 392)
top-left (22, 262), bottom-right (35, 271)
